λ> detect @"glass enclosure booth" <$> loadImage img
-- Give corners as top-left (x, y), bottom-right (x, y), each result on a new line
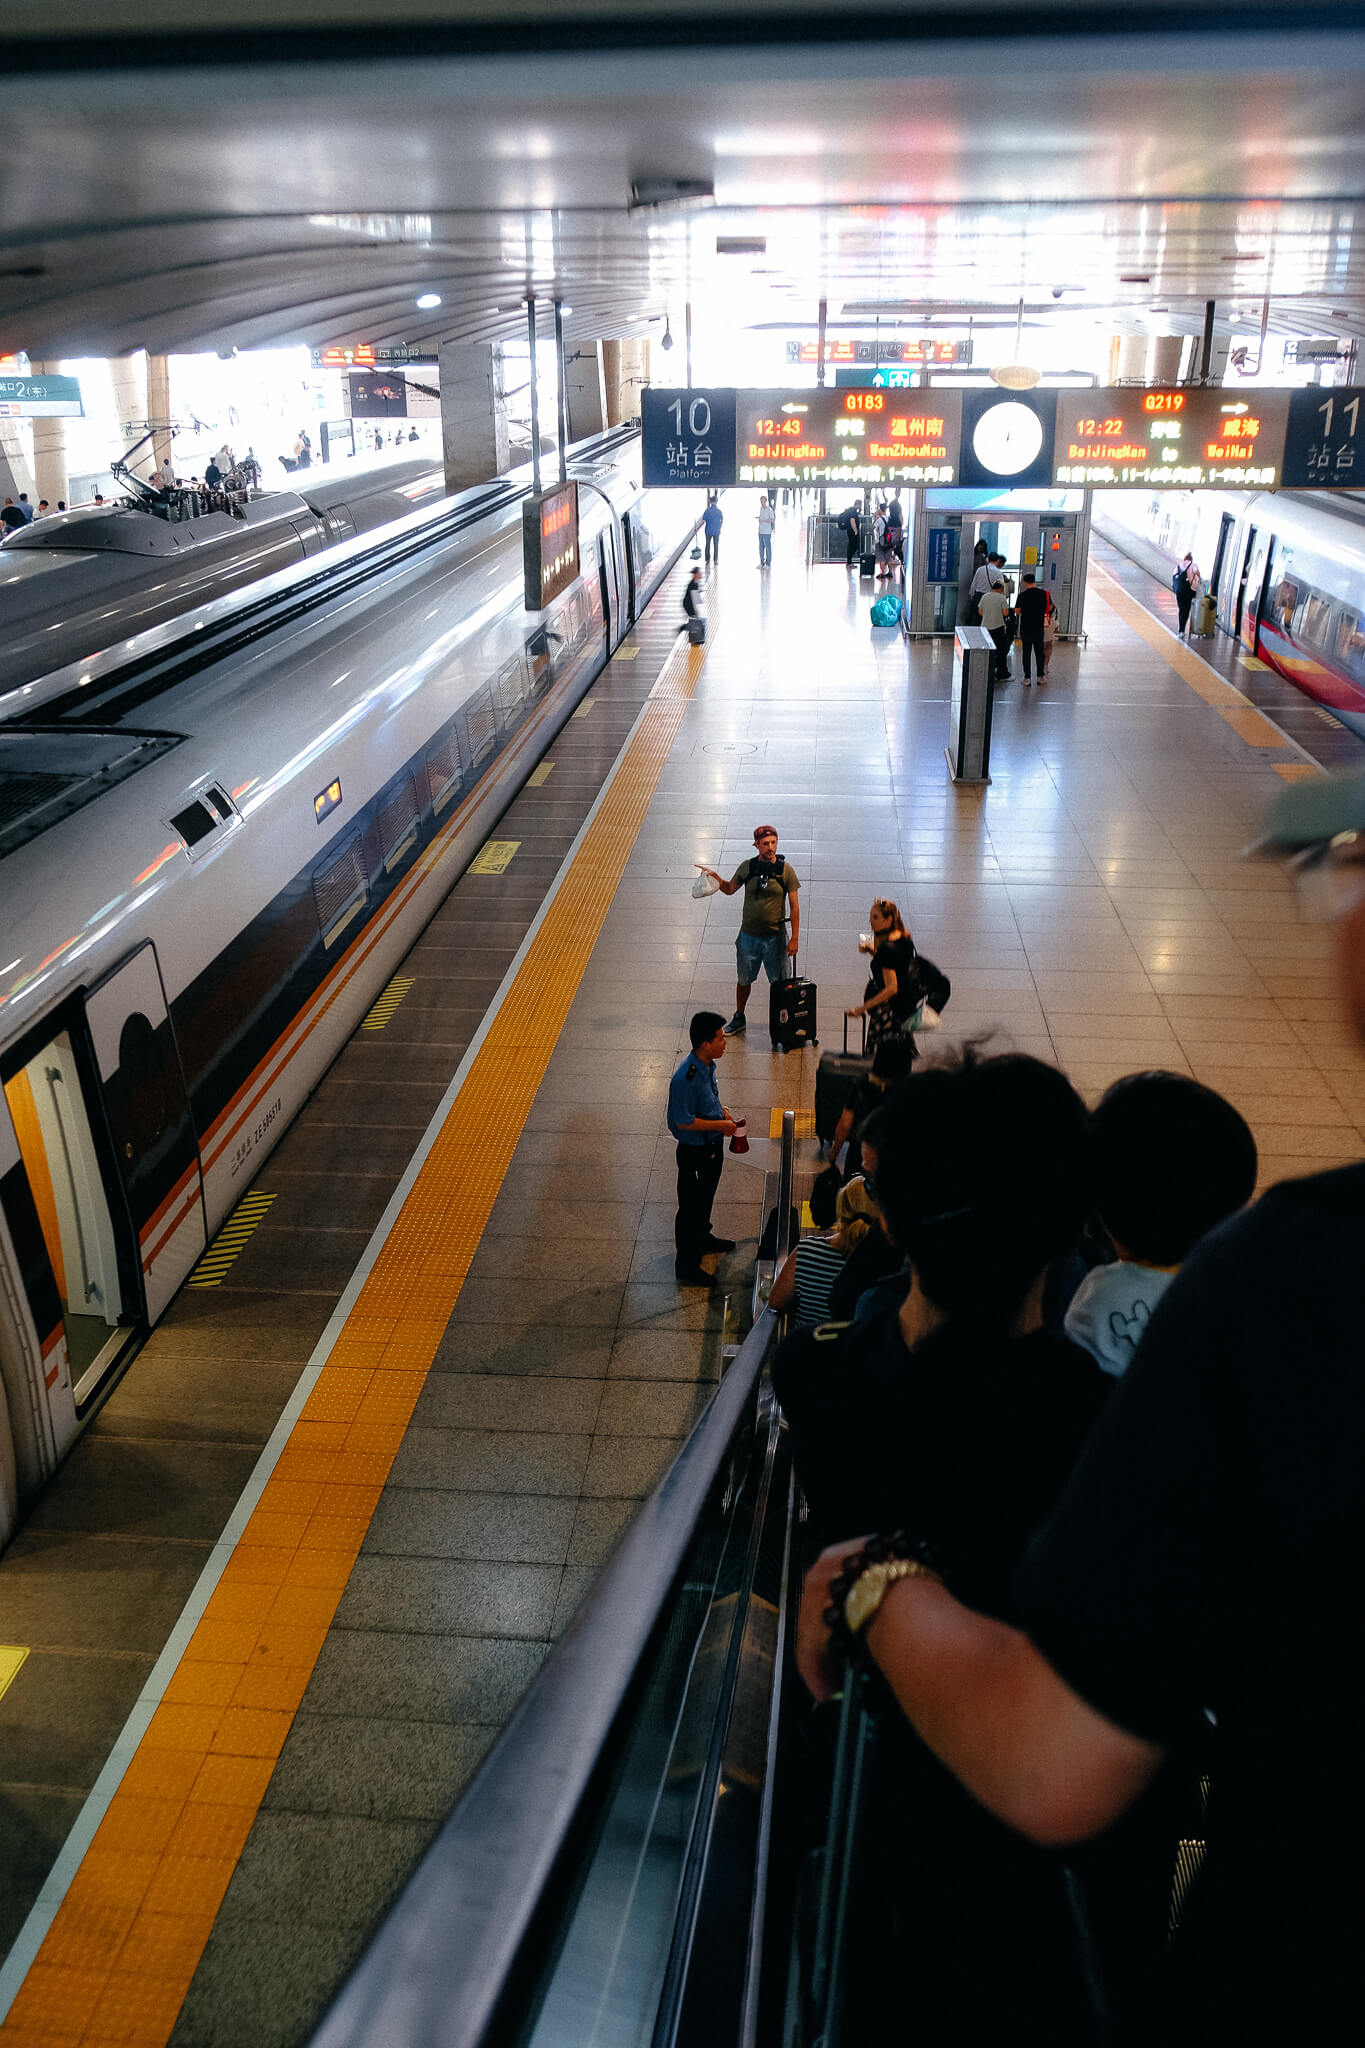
top-left (906, 486), bottom-right (1092, 638)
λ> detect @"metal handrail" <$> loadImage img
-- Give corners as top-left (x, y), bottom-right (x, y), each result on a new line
top-left (309, 1110), bottom-right (799, 2048)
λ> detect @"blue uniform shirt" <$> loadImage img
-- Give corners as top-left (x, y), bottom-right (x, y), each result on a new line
top-left (703, 502), bottom-right (723, 536)
top-left (668, 1049), bottom-right (723, 1145)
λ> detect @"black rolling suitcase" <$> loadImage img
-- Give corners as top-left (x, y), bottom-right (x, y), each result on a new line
top-left (859, 551), bottom-right (876, 578)
top-left (770, 958), bottom-right (818, 1052)
top-left (687, 617), bottom-right (706, 645)
top-left (815, 1014), bottom-right (871, 1145)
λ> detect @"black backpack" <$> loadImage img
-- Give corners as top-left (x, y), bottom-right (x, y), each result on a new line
top-left (911, 949), bottom-right (951, 1015)
top-left (1171, 567), bottom-right (1185, 594)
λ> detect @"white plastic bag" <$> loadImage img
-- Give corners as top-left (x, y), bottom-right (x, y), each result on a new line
top-left (691, 870), bottom-right (720, 899)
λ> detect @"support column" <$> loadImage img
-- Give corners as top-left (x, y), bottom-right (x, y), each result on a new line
top-left (146, 354), bottom-right (173, 470)
top-left (31, 362), bottom-right (70, 507)
top-left (1146, 335), bottom-right (1185, 384)
top-left (109, 354), bottom-right (151, 477)
top-left (601, 339), bottom-right (623, 428)
top-left (1115, 334), bottom-right (1147, 381)
top-left (614, 338), bottom-right (649, 423)
top-left (437, 341), bottom-right (509, 491)
top-left (565, 340), bottom-right (608, 442)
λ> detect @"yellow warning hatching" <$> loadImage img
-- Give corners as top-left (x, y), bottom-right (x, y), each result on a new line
top-left (186, 1191), bottom-right (277, 1288)
top-left (362, 975), bottom-right (416, 1031)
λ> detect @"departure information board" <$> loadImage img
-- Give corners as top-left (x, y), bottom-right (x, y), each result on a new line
top-left (642, 384), bottom-right (1365, 490)
top-left (1053, 389), bottom-right (1292, 488)
top-left (523, 481), bottom-right (579, 611)
top-left (786, 339), bottom-right (971, 366)
top-left (734, 387), bottom-right (962, 487)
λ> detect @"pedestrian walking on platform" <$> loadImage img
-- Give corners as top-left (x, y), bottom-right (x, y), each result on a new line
top-left (978, 580), bottom-right (1013, 682)
top-left (668, 1012), bottom-right (739, 1287)
top-left (1015, 572), bottom-right (1049, 683)
top-left (703, 494), bottom-right (724, 564)
top-left (1173, 554), bottom-right (1201, 637)
top-left (696, 823), bottom-right (800, 1036)
top-left (757, 495), bottom-right (775, 568)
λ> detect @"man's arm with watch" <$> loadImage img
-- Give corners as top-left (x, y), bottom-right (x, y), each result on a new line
top-left (795, 1536), bottom-right (1164, 1848)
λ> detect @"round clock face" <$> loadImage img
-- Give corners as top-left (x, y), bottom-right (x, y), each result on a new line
top-left (971, 400), bottom-right (1045, 476)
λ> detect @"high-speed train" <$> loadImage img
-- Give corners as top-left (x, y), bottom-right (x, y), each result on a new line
top-left (0, 437), bottom-right (700, 1542)
top-left (1095, 486), bottom-right (1365, 740)
top-left (0, 456), bottom-right (448, 700)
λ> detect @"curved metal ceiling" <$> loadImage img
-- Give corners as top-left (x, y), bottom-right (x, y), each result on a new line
top-left (2, 11), bottom-right (1364, 360)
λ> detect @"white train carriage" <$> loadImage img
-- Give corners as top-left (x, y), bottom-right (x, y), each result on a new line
top-left (0, 443), bottom-right (699, 1544)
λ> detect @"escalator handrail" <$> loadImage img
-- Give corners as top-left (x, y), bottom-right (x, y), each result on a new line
top-left (309, 1303), bottom-right (784, 2048)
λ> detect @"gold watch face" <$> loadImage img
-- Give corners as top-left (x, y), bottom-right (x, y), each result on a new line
top-left (845, 1563), bottom-right (890, 1635)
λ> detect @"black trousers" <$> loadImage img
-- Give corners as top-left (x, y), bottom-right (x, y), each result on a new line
top-left (705, 532), bottom-right (720, 562)
top-left (675, 1139), bottom-right (724, 1266)
top-left (1176, 590), bottom-right (1193, 634)
top-left (1020, 626), bottom-right (1046, 676)
top-left (845, 532), bottom-right (859, 565)
top-left (989, 626), bottom-right (1011, 680)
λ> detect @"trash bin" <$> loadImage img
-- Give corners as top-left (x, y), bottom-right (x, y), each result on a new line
top-left (1191, 592), bottom-right (1216, 637)
top-left (947, 627), bottom-right (996, 783)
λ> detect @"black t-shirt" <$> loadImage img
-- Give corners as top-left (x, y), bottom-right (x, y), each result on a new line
top-left (826, 1224), bottom-right (902, 1322)
top-left (866, 935), bottom-right (917, 1024)
top-left (1015, 585), bottom-right (1049, 633)
top-left (1, 505), bottom-right (25, 530)
top-left (1014, 1163), bottom-right (1365, 2035)
top-left (773, 1308), bottom-right (1108, 1607)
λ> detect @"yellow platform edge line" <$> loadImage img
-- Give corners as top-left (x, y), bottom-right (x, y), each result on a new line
top-left (0, 581), bottom-right (713, 2047)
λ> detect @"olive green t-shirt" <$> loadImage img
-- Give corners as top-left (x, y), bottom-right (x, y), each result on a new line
top-left (731, 856), bottom-right (800, 938)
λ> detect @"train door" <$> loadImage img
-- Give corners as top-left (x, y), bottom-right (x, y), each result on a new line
top-left (1237, 526), bottom-right (1273, 652)
top-left (1209, 511), bottom-right (1235, 600)
top-left (620, 513), bottom-right (640, 624)
top-left (597, 533), bottom-right (615, 648)
top-left (85, 944), bottom-right (207, 1327)
top-left (3, 1009), bottom-right (137, 1413)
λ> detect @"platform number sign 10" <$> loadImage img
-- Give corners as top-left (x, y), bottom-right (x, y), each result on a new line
top-left (641, 387), bottom-right (738, 488)
top-left (1281, 385), bottom-right (1365, 489)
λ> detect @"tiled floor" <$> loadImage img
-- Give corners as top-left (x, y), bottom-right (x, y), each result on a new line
top-left (5, 503), bottom-right (1364, 2048)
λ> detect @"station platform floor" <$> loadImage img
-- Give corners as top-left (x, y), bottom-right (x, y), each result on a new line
top-left (3, 504), bottom-right (1364, 2048)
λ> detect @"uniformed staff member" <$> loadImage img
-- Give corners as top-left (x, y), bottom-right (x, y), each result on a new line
top-left (668, 1010), bottom-right (738, 1287)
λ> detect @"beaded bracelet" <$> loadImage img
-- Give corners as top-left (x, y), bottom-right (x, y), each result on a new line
top-left (822, 1530), bottom-right (945, 1667)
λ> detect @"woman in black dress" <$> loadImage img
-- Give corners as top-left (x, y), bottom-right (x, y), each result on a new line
top-left (847, 897), bottom-right (919, 1047)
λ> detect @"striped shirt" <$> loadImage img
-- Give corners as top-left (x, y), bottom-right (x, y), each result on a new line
top-left (793, 1236), bottom-right (848, 1328)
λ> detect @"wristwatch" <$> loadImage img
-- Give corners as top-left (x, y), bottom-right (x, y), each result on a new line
top-left (844, 1555), bottom-right (942, 1636)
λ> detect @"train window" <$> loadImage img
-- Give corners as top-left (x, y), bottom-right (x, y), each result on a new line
top-left (495, 656), bottom-right (528, 724)
top-left (3, 1029), bottom-right (128, 1402)
top-left (1302, 592), bottom-right (1335, 650)
top-left (526, 630), bottom-right (553, 696)
top-left (1334, 611), bottom-right (1365, 673)
top-left (378, 773), bottom-right (421, 874)
top-left (426, 728), bottom-right (465, 814)
top-left (170, 800), bottom-right (217, 850)
top-left (312, 831), bottom-right (368, 949)
top-left (466, 689), bottom-right (498, 765)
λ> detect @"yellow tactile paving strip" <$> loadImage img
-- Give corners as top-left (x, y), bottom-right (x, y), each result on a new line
top-left (1087, 563), bottom-right (1323, 765)
top-left (0, 629), bottom-right (712, 2048)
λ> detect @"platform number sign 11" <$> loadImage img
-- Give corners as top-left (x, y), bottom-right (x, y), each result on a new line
top-left (1281, 386), bottom-right (1365, 489)
top-left (642, 388), bottom-right (738, 488)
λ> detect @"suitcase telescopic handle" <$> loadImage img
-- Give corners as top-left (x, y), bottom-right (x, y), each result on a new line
top-left (842, 1011), bottom-right (868, 1055)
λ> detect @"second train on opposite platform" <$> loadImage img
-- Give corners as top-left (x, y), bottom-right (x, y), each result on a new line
top-left (1095, 485), bottom-right (1365, 740)
top-left (0, 436), bottom-right (701, 1544)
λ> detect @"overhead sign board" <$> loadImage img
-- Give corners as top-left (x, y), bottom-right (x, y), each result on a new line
top-left (0, 372), bottom-right (83, 419)
top-left (735, 387), bottom-right (963, 486)
top-left (313, 344), bottom-right (438, 368)
top-left (523, 480), bottom-right (580, 611)
top-left (643, 384), bottom-right (1365, 490)
top-left (348, 369), bottom-right (440, 420)
top-left (1053, 388), bottom-right (1290, 488)
top-left (787, 339), bottom-right (971, 366)
top-left (1287, 340), bottom-right (1347, 365)
top-left (641, 389), bottom-right (738, 486)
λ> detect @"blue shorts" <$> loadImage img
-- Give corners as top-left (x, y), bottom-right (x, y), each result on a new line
top-left (736, 931), bottom-right (785, 986)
